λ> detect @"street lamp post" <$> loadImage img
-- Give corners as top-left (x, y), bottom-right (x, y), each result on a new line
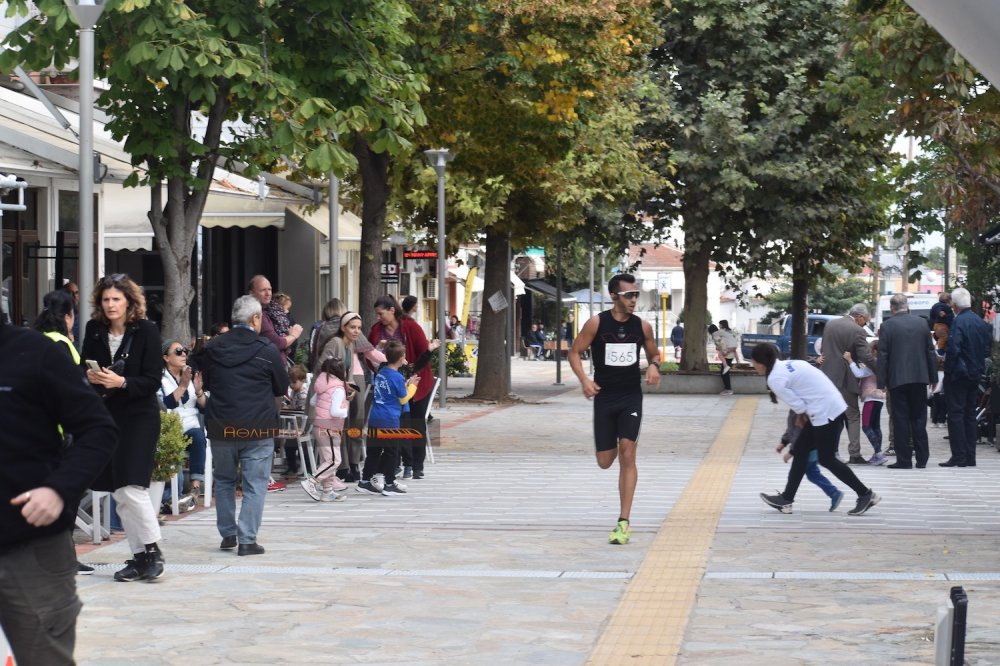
top-left (66, 0), bottom-right (106, 347)
top-left (423, 148), bottom-right (453, 410)
top-left (329, 171), bottom-right (339, 301)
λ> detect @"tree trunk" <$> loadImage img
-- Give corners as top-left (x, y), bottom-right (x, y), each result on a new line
top-left (353, 135), bottom-right (391, 321)
top-left (789, 254), bottom-right (810, 360)
top-left (679, 243), bottom-right (711, 372)
top-left (471, 227), bottom-right (511, 401)
top-left (152, 90), bottom-right (228, 343)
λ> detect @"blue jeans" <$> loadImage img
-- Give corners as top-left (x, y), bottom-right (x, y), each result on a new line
top-left (212, 438), bottom-right (273, 545)
top-left (185, 427), bottom-right (207, 481)
top-left (0, 532), bottom-right (80, 665)
top-left (804, 450), bottom-right (838, 498)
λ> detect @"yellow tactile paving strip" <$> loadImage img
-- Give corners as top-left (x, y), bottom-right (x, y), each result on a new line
top-left (588, 397), bottom-right (756, 665)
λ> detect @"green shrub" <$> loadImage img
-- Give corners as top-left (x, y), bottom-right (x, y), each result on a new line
top-left (433, 343), bottom-right (470, 377)
top-left (153, 411), bottom-right (192, 482)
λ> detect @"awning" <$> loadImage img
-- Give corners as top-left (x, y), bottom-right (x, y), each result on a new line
top-left (286, 203), bottom-right (363, 251)
top-left (451, 265), bottom-right (526, 296)
top-left (523, 278), bottom-right (576, 302)
top-left (200, 190), bottom-right (293, 229)
top-left (906, 0), bottom-right (1000, 90)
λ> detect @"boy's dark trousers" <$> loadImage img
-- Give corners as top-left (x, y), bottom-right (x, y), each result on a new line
top-left (361, 436), bottom-right (400, 485)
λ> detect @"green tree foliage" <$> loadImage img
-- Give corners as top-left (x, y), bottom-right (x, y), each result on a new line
top-left (846, 1), bottom-right (1000, 239)
top-left (1, 0), bottom-right (423, 342)
top-left (397, 0), bottom-right (661, 400)
top-left (644, 0), bottom-right (893, 367)
top-left (765, 278), bottom-right (873, 317)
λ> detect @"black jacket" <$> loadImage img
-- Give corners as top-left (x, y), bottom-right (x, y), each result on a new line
top-left (0, 323), bottom-right (118, 548)
top-left (201, 326), bottom-right (289, 440)
top-left (81, 318), bottom-right (162, 490)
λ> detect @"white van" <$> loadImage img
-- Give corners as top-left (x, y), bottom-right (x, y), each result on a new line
top-left (873, 292), bottom-right (940, 332)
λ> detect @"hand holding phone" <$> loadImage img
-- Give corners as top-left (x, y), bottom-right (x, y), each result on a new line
top-left (85, 360), bottom-right (101, 373)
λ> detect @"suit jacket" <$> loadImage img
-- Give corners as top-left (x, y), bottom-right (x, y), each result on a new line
top-left (876, 312), bottom-right (938, 390)
top-left (820, 315), bottom-right (873, 395)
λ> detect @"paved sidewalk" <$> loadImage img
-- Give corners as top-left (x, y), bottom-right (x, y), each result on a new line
top-left (70, 360), bottom-right (1000, 665)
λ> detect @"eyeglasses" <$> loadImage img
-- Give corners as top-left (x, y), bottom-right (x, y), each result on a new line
top-left (616, 291), bottom-right (641, 299)
top-left (171, 348), bottom-right (189, 356)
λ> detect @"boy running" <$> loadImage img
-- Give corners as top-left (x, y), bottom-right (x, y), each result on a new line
top-left (569, 274), bottom-right (662, 544)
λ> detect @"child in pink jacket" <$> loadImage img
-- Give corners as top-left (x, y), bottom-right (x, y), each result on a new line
top-left (300, 356), bottom-right (352, 501)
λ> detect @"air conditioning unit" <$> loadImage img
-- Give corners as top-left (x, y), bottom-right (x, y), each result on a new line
top-left (424, 276), bottom-right (438, 300)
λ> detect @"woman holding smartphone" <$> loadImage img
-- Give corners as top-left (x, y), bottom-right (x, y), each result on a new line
top-left (82, 273), bottom-right (165, 582)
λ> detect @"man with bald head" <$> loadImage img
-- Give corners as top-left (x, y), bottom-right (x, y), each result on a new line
top-left (820, 303), bottom-right (876, 463)
top-left (248, 275), bottom-right (303, 365)
top-left (877, 293), bottom-right (938, 469)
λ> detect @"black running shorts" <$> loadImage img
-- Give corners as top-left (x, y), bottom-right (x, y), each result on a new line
top-left (593, 390), bottom-right (643, 452)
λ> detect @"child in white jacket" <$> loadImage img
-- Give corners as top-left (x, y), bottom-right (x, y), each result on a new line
top-left (300, 356), bottom-right (352, 501)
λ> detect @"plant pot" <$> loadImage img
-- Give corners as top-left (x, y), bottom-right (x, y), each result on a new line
top-left (148, 480), bottom-right (165, 515)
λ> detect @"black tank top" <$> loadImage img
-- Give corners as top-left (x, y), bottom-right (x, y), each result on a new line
top-left (592, 310), bottom-right (645, 392)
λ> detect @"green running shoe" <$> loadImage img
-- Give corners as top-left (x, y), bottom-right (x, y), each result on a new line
top-left (608, 520), bottom-right (630, 545)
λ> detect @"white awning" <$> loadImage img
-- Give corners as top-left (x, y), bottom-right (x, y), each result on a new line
top-left (906, 0), bottom-right (1000, 90)
top-left (451, 265), bottom-right (525, 296)
top-left (286, 203), bottom-right (363, 251)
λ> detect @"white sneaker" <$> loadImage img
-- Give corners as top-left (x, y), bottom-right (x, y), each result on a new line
top-left (299, 477), bottom-right (323, 502)
top-left (320, 490), bottom-right (346, 502)
top-left (720, 389), bottom-right (734, 396)
top-left (329, 477), bottom-right (349, 492)
top-left (371, 474), bottom-right (386, 492)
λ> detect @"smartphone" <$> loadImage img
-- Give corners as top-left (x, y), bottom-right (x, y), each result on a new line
top-left (348, 382), bottom-right (361, 393)
top-left (85, 360), bottom-right (101, 372)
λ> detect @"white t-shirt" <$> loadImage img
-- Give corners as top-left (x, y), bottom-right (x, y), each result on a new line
top-left (767, 359), bottom-right (847, 425)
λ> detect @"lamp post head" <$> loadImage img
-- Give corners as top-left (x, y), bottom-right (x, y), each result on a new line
top-left (65, 0), bottom-right (106, 29)
top-left (423, 148), bottom-right (454, 178)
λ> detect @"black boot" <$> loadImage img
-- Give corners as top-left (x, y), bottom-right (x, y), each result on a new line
top-left (348, 464), bottom-right (361, 482)
top-left (114, 552), bottom-right (147, 582)
top-left (142, 543), bottom-right (165, 581)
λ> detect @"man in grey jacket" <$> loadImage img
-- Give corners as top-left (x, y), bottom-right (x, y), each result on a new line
top-left (820, 303), bottom-right (875, 463)
top-left (202, 295), bottom-right (289, 556)
top-left (877, 293), bottom-right (938, 469)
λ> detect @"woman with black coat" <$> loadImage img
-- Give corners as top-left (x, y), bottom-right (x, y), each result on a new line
top-left (82, 273), bottom-right (165, 582)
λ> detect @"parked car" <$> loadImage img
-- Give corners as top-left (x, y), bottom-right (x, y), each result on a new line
top-left (740, 314), bottom-right (839, 360)
top-left (873, 292), bottom-right (938, 332)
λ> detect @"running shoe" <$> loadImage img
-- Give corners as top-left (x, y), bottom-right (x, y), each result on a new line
top-left (267, 480), bottom-right (287, 493)
top-left (608, 520), bottom-right (631, 545)
top-left (381, 483), bottom-right (407, 496)
top-left (847, 490), bottom-right (880, 516)
top-left (829, 489), bottom-right (844, 512)
top-left (355, 480), bottom-right (381, 495)
top-left (719, 389), bottom-right (734, 396)
top-left (868, 452), bottom-right (888, 466)
top-left (299, 477), bottom-right (322, 501)
top-left (320, 490), bottom-right (346, 502)
top-left (371, 474), bottom-right (386, 492)
top-left (760, 492), bottom-right (793, 514)
top-left (77, 562), bottom-right (95, 575)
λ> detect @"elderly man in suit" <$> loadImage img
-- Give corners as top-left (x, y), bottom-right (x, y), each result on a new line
top-left (877, 293), bottom-right (938, 469)
top-left (820, 303), bottom-right (876, 464)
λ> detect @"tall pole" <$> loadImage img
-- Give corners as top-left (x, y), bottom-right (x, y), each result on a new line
top-left (329, 172), bottom-right (340, 301)
top-left (67, 0), bottom-right (105, 349)
top-left (424, 149), bottom-right (453, 409)
top-left (588, 250), bottom-right (594, 375)
top-left (554, 240), bottom-right (563, 385)
top-left (506, 241), bottom-right (513, 396)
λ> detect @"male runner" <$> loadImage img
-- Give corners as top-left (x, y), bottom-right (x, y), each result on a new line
top-left (569, 273), bottom-right (661, 544)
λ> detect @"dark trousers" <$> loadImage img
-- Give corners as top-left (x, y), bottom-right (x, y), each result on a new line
top-left (362, 442), bottom-right (400, 485)
top-left (0, 532), bottom-right (81, 666)
top-left (946, 376), bottom-right (979, 464)
top-left (889, 383), bottom-right (931, 467)
top-left (720, 357), bottom-right (734, 390)
top-left (400, 394), bottom-right (430, 472)
top-left (782, 414), bottom-right (869, 501)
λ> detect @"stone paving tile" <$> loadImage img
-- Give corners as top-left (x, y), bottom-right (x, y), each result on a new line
top-left (60, 363), bottom-right (1000, 665)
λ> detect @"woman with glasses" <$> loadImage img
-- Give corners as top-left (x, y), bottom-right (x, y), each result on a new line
top-left (158, 339), bottom-right (207, 500)
top-left (82, 273), bottom-right (165, 582)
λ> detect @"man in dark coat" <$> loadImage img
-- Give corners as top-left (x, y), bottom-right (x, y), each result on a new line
top-left (202, 295), bottom-right (289, 556)
top-left (0, 317), bottom-right (118, 665)
top-left (877, 293), bottom-right (938, 469)
top-left (942, 287), bottom-right (993, 467)
top-left (820, 303), bottom-right (875, 463)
